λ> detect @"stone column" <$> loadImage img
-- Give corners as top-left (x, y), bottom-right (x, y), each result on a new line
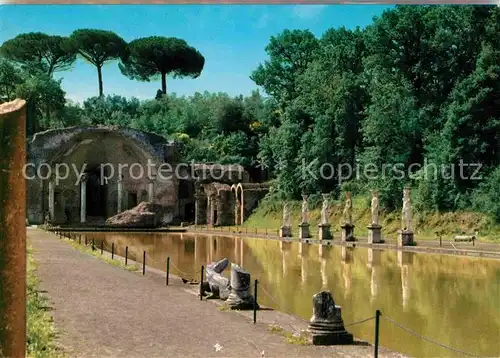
top-left (0, 99), bottom-right (27, 357)
top-left (117, 174), bottom-right (123, 213)
top-left (216, 196), bottom-right (223, 226)
top-left (48, 175), bottom-right (55, 221)
top-left (80, 173), bottom-right (88, 223)
top-left (194, 193), bottom-right (207, 225)
top-left (148, 175), bottom-right (156, 203)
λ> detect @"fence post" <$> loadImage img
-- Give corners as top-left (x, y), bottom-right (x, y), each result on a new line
top-left (439, 235), bottom-right (442, 247)
top-left (200, 265), bottom-right (204, 301)
top-left (111, 243), bottom-right (115, 260)
top-left (166, 257), bottom-right (170, 286)
top-left (92, 238), bottom-right (95, 251)
top-left (85, 237), bottom-right (87, 246)
top-left (253, 279), bottom-right (258, 324)
top-left (101, 241), bottom-right (104, 255)
top-left (78, 235), bottom-right (81, 245)
top-left (125, 246), bottom-right (128, 265)
top-left (142, 251), bottom-right (146, 275)
top-left (374, 310), bottom-right (381, 358)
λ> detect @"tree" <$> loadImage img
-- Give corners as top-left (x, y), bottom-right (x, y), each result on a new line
top-left (0, 60), bottom-right (23, 102)
top-left (119, 36), bottom-right (204, 96)
top-left (0, 32), bottom-right (76, 77)
top-left (251, 29), bottom-right (319, 106)
top-left (68, 29), bottom-right (128, 97)
top-left (15, 68), bottom-right (66, 136)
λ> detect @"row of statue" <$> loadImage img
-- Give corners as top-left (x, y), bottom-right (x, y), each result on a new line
top-left (282, 187), bottom-right (413, 232)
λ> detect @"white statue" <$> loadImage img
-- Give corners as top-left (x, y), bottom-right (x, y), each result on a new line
top-left (371, 191), bottom-right (379, 225)
top-left (342, 192), bottom-right (353, 225)
top-left (401, 187), bottom-right (412, 231)
top-left (283, 202), bottom-right (291, 228)
top-left (320, 194), bottom-right (330, 225)
top-left (301, 195), bottom-right (309, 224)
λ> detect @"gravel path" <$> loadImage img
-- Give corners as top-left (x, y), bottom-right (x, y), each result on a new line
top-left (29, 228), bottom-right (404, 358)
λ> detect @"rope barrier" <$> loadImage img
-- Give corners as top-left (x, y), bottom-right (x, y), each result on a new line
top-left (169, 260), bottom-right (201, 279)
top-left (344, 316), bottom-right (375, 328)
top-left (258, 284), bottom-right (309, 324)
top-left (382, 315), bottom-right (478, 357)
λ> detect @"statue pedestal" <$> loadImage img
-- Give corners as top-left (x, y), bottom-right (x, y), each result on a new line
top-left (341, 224), bottom-right (355, 242)
top-left (318, 224), bottom-right (332, 240)
top-left (298, 223), bottom-right (311, 239)
top-left (308, 291), bottom-right (353, 345)
top-left (398, 230), bottom-right (414, 246)
top-left (367, 224), bottom-right (382, 244)
top-left (280, 226), bottom-right (292, 238)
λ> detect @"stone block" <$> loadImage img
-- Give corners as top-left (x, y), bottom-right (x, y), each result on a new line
top-left (367, 224), bottom-right (382, 244)
top-left (341, 224), bottom-right (355, 242)
top-left (398, 230), bottom-right (414, 246)
top-left (299, 223), bottom-right (311, 239)
top-left (318, 224), bottom-right (332, 240)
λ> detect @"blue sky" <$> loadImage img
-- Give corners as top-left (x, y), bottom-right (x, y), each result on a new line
top-left (0, 5), bottom-right (392, 103)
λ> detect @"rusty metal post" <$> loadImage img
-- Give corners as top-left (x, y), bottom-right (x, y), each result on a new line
top-left (0, 99), bottom-right (27, 357)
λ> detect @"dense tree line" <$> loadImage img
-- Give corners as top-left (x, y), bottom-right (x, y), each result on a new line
top-left (0, 5), bottom-right (499, 222)
top-left (253, 5), bottom-right (500, 223)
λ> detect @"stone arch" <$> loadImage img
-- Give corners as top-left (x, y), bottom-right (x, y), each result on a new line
top-left (29, 127), bottom-right (168, 224)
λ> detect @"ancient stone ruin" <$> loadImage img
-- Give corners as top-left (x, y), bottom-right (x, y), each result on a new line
top-left (226, 263), bottom-right (258, 310)
top-left (308, 291), bottom-right (353, 345)
top-left (202, 258), bottom-right (231, 300)
top-left (27, 126), bottom-right (266, 227)
top-left (106, 202), bottom-right (164, 228)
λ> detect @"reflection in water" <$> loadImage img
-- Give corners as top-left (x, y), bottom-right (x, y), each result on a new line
top-left (398, 251), bottom-right (414, 311)
top-left (341, 247), bottom-right (353, 299)
top-left (84, 232), bottom-right (500, 358)
top-left (321, 258), bottom-right (328, 289)
top-left (368, 249), bottom-right (382, 303)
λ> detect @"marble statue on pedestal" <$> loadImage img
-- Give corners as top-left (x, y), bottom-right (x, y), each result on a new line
top-left (342, 192), bottom-right (353, 226)
top-left (321, 194), bottom-right (329, 225)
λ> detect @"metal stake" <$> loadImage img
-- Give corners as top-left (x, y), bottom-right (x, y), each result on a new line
top-left (374, 310), bottom-right (381, 358)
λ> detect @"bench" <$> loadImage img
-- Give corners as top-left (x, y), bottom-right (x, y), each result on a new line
top-left (453, 235), bottom-right (476, 244)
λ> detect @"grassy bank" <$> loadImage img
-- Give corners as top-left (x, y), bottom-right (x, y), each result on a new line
top-left (240, 195), bottom-right (500, 242)
top-left (27, 247), bottom-right (63, 358)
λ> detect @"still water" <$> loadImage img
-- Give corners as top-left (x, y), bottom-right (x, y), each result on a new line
top-left (85, 232), bottom-right (500, 357)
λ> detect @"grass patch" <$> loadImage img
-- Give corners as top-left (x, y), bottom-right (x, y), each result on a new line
top-left (217, 303), bottom-right (232, 312)
top-left (61, 236), bottom-right (139, 272)
top-left (268, 324), bottom-right (284, 334)
top-left (27, 247), bottom-right (64, 358)
top-left (267, 324), bottom-right (310, 346)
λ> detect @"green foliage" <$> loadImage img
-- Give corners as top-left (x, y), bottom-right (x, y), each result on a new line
top-left (471, 167), bottom-right (500, 223)
top-left (0, 32), bottom-right (75, 76)
top-left (68, 29), bottom-right (129, 97)
top-left (27, 249), bottom-right (63, 357)
top-left (250, 29), bottom-right (319, 105)
top-left (119, 36), bottom-right (204, 95)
